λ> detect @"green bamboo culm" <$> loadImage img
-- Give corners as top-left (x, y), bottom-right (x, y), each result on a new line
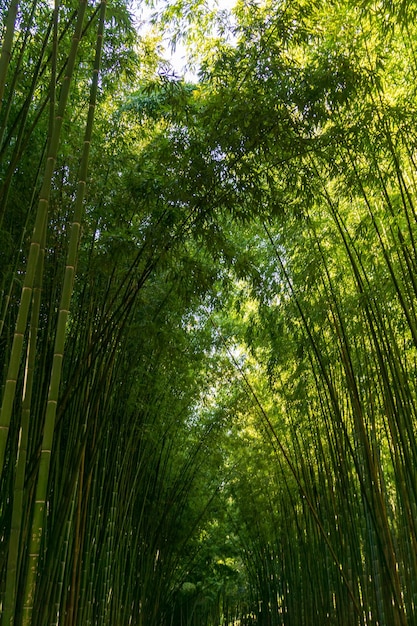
top-left (0, 5), bottom-right (54, 226)
top-left (20, 1), bottom-right (106, 622)
top-left (0, 0), bottom-right (19, 116)
top-left (1, 219), bottom-right (46, 626)
top-left (0, 0), bottom-right (88, 479)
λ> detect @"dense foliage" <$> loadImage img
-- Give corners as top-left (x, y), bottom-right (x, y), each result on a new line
top-left (1, 0), bottom-right (417, 625)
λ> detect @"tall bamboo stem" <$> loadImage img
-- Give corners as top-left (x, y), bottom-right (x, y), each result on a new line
top-left (20, 2), bottom-right (105, 621)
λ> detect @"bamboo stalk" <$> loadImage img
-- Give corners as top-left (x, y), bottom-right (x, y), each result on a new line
top-left (0, 0), bottom-right (88, 475)
top-left (20, 1), bottom-right (104, 621)
top-left (0, 0), bottom-right (19, 117)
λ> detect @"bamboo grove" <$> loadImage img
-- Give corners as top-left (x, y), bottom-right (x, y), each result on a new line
top-left (1, 0), bottom-right (417, 624)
